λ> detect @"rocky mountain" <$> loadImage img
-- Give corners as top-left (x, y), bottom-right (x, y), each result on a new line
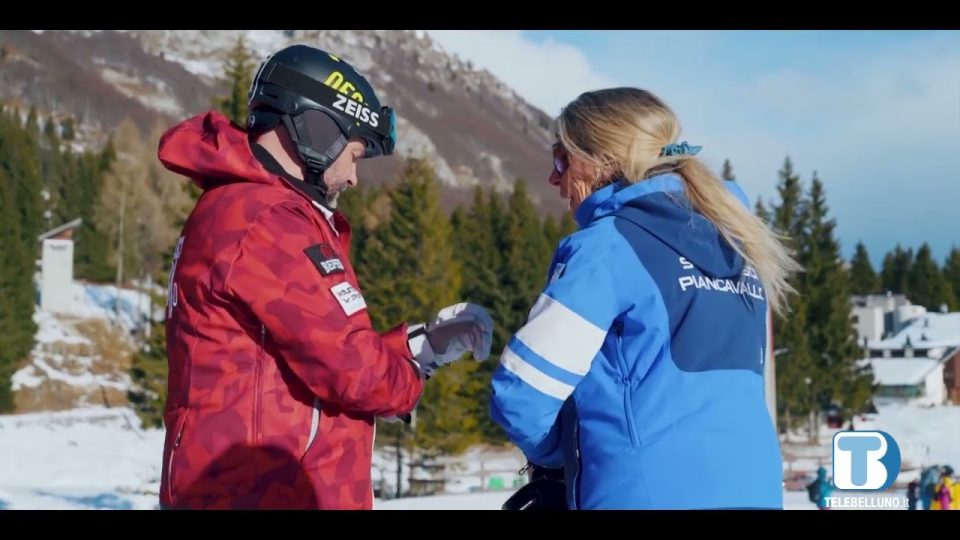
top-left (0, 30), bottom-right (564, 213)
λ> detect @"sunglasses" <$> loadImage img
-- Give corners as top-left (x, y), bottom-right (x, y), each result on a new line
top-left (552, 142), bottom-right (569, 175)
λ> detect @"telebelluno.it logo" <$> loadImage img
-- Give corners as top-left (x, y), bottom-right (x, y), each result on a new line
top-left (832, 430), bottom-right (901, 490)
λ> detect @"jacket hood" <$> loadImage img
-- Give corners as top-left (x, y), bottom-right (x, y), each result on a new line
top-left (158, 110), bottom-right (281, 191)
top-left (576, 173), bottom-right (748, 279)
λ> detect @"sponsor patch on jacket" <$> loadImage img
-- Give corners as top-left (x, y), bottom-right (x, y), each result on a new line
top-left (304, 243), bottom-right (346, 276)
top-left (330, 282), bottom-right (367, 316)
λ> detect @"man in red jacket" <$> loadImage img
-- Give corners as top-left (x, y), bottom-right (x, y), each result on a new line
top-left (156, 44), bottom-right (493, 510)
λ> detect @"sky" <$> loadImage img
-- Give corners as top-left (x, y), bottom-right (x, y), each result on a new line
top-left (424, 30), bottom-right (960, 268)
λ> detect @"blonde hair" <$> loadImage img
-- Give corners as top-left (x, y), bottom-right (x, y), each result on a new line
top-left (557, 87), bottom-right (800, 315)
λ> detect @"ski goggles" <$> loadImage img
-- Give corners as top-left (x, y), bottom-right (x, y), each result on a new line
top-left (257, 61), bottom-right (397, 158)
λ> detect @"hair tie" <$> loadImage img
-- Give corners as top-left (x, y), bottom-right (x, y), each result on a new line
top-left (660, 141), bottom-right (702, 157)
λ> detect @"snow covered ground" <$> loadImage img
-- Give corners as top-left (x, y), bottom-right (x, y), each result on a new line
top-left (6, 281), bottom-right (950, 509)
top-left (1, 400), bottom-right (952, 510)
top-left (11, 310), bottom-right (132, 396)
top-left (861, 401), bottom-right (960, 472)
top-left (374, 489), bottom-right (839, 510)
top-left (0, 407), bottom-right (164, 510)
top-left (73, 282), bottom-right (158, 337)
top-left (780, 400), bottom-right (960, 492)
top-left (31, 309), bottom-right (91, 347)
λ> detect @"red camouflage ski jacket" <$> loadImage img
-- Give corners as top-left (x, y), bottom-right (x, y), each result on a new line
top-left (157, 110), bottom-right (423, 510)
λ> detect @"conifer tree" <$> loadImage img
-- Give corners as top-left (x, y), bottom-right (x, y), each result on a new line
top-left (907, 244), bottom-right (956, 311)
top-left (849, 241), bottom-right (881, 295)
top-left (881, 245), bottom-right (913, 296)
top-left (216, 35), bottom-right (257, 126)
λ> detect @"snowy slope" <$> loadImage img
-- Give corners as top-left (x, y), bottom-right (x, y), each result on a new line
top-left (13, 282), bottom-right (160, 411)
top-left (11, 309), bottom-right (130, 395)
top-left (0, 407), bottom-right (164, 510)
top-left (31, 309), bottom-right (91, 346)
top-left (73, 282), bottom-right (158, 337)
top-left (859, 402), bottom-right (960, 474)
top-left (780, 402), bottom-right (960, 488)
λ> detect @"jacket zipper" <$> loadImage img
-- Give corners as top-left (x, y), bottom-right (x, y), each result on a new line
top-left (370, 418), bottom-right (377, 503)
top-left (574, 420), bottom-right (583, 510)
top-left (613, 322), bottom-right (641, 448)
top-left (254, 324), bottom-right (265, 445)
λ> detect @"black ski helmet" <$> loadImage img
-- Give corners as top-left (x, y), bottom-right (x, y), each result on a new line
top-left (247, 44), bottom-right (397, 190)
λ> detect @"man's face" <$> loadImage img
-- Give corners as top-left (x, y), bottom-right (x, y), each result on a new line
top-left (322, 138), bottom-right (365, 206)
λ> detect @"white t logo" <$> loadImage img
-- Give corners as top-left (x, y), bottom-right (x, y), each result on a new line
top-left (833, 431), bottom-right (899, 490)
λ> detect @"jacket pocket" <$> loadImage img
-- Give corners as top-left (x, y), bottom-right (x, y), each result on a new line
top-left (302, 397), bottom-right (322, 459)
top-left (612, 322), bottom-right (641, 448)
top-left (165, 409), bottom-right (190, 504)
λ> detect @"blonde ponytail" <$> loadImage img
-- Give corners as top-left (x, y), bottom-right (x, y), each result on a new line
top-left (558, 87), bottom-right (801, 314)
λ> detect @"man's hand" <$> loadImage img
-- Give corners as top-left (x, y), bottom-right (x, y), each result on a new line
top-left (408, 302), bottom-right (494, 378)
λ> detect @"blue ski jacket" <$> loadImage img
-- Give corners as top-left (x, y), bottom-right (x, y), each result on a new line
top-left (491, 173), bottom-right (782, 509)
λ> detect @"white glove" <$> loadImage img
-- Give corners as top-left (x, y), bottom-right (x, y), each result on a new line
top-left (407, 302), bottom-right (494, 378)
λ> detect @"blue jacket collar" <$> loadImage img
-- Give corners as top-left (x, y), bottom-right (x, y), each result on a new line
top-left (574, 173), bottom-right (685, 229)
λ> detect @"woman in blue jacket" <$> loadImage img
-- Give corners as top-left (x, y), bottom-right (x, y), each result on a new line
top-left (491, 87), bottom-right (800, 510)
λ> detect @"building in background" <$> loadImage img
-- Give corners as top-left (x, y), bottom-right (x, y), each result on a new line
top-left (36, 218), bottom-right (83, 315)
top-left (851, 293), bottom-right (930, 345)
top-left (859, 307), bottom-right (960, 405)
